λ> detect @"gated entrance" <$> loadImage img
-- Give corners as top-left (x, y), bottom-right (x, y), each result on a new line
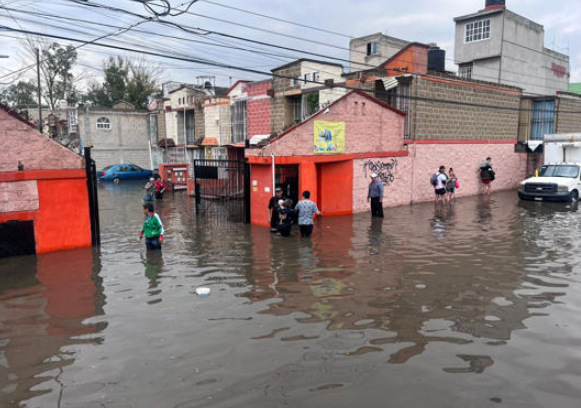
top-left (276, 165), bottom-right (299, 206)
top-left (194, 159), bottom-right (250, 223)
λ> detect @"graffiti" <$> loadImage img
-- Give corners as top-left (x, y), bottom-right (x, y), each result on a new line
top-left (363, 159), bottom-right (398, 186)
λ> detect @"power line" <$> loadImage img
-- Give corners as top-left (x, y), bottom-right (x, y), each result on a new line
top-left (199, 0), bottom-right (353, 39)
top-left (1, 24), bottom-right (579, 115)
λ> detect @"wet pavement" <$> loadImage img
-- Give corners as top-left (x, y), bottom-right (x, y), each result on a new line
top-left (2, 182), bottom-right (581, 407)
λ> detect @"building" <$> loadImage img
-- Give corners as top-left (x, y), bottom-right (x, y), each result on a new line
top-left (349, 33), bottom-right (410, 71)
top-left (0, 102), bottom-right (92, 256)
top-left (454, 0), bottom-right (570, 96)
top-left (78, 101), bottom-right (152, 170)
top-left (270, 59), bottom-right (346, 136)
top-left (569, 83), bottom-right (581, 96)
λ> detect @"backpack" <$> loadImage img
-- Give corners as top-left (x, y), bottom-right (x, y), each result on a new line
top-left (430, 173), bottom-right (438, 187)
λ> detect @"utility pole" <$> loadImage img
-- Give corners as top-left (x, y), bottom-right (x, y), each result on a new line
top-left (36, 47), bottom-right (43, 134)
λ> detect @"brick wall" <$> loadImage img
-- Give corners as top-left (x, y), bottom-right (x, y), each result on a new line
top-left (411, 75), bottom-right (521, 140)
top-left (247, 81), bottom-right (272, 138)
top-left (556, 96), bottom-right (581, 133)
top-left (272, 64), bottom-right (301, 136)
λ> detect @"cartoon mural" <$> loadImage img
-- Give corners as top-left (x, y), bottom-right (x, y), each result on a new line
top-left (314, 121), bottom-right (345, 154)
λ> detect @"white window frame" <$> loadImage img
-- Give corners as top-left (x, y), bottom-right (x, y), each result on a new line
top-left (96, 117), bottom-right (111, 130)
top-left (304, 73), bottom-right (312, 83)
top-left (313, 72), bottom-right (320, 82)
top-left (290, 78), bottom-right (296, 88)
top-left (465, 19), bottom-right (491, 43)
top-left (459, 63), bottom-right (473, 79)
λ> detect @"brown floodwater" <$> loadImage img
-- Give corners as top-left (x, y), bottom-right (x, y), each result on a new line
top-left (2, 182), bottom-right (581, 408)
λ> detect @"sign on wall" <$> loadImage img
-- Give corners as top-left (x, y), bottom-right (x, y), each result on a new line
top-left (314, 121), bottom-right (345, 154)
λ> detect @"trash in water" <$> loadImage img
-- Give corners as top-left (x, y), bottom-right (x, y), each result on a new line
top-left (196, 287), bottom-right (211, 296)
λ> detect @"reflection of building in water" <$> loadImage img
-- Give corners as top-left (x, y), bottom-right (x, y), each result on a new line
top-left (0, 248), bottom-right (104, 407)
top-left (243, 195), bottom-right (561, 366)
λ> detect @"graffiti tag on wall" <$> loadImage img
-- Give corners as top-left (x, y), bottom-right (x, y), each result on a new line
top-left (363, 159), bottom-right (398, 186)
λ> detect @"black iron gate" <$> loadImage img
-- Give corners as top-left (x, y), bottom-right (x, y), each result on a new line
top-left (84, 147), bottom-right (101, 246)
top-left (194, 159), bottom-right (250, 223)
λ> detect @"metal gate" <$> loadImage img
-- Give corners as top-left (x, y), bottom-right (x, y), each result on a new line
top-left (84, 147), bottom-right (101, 246)
top-left (276, 165), bottom-right (299, 206)
top-left (194, 159), bottom-right (250, 223)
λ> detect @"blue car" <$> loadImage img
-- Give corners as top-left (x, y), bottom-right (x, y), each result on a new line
top-left (99, 164), bottom-right (153, 183)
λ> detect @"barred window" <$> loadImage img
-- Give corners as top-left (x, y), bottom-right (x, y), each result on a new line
top-left (96, 117), bottom-right (111, 130)
top-left (465, 19), bottom-right (491, 43)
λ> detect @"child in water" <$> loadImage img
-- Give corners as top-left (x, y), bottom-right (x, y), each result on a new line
top-left (277, 199), bottom-right (294, 237)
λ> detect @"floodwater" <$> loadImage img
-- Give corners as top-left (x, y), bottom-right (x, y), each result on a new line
top-left (2, 183), bottom-right (581, 408)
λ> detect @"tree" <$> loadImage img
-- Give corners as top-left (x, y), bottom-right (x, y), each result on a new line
top-left (20, 39), bottom-right (79, 109)
top-left (0, 80), bottom-right (38, 109)
top-left (126, 57), bottom-right (162, 109)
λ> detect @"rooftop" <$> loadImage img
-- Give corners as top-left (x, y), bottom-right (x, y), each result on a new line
top-left (271, 58), bottom-right (343, 73)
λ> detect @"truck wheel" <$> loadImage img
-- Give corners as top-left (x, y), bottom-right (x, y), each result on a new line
top-left (571, 190), bottom-right (579, 202)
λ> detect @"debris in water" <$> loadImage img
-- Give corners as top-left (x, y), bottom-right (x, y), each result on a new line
top-left (196, 287), bottom-right (211, 296)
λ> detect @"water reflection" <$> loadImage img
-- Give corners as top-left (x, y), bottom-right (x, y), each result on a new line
top-left (0, 248), bottom-right (104, 408)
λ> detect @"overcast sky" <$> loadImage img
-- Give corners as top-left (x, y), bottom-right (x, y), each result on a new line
top-left (0, 0), bottom-right (579, 90)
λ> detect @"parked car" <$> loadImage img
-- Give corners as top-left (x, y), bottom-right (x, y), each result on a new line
top-left (98, 164), bottom-right (153, 183)
top-left (518, 164), bottom-right (581, 202)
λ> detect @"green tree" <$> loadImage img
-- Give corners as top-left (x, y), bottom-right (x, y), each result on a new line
top-left (126, 57), bottom-right (162, 109)
top-left (0, 80), bottom-right (38, 109)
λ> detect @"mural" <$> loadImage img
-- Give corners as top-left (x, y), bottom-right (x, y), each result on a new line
top-left (363, 159), bottom-right (398, 186)
top-left (314, 120), bottom-right (345, 154)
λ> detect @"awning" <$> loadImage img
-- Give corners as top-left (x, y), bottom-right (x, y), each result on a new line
top-left (201, 137), bottom-right (219, 146)
top-left (382, 77), bottom-right (399, 91)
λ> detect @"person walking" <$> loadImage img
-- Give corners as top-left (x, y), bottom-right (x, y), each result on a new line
top-left (446, 167), bottom-right (458, 202)
top-left (480, 157), bottom-right (495, 196)
top-left (434, 165), bottom-right (448, 204)
top-left (295, 190), bottom-right (322, 238)
top-left (144, 177), bottom-right (156, 202)
top-left (154, 177), bottom-right (166, 200)
top-left (268, 187), bottom-right (285, 232)
top-left (276, 199), bottom-right (295, 237)
top-left (140, 202), bottom-right (164, 251)
top-left (367, 173), bottom-right (384, 218)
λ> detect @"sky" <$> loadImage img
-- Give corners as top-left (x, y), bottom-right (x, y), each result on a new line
top-left (0, 0), bottom-right (580, 91)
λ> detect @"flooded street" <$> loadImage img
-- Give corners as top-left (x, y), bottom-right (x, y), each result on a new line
top-left (2, 183), bottom-right (581, 408)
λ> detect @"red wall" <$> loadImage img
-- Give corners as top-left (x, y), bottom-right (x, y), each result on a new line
top-left (317, 161), bottom-right (353, 215)
top-left (247, 81), bottom-right (272, 138)
top-left (36, 178), bottom-right (92, 253)
top-left (250, 164), bottom-right (274, 227)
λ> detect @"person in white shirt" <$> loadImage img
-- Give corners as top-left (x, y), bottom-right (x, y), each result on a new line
top-left (434, 165), bottom-right (448, 204)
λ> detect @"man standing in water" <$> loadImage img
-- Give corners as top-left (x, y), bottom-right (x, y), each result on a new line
top-left (140, 202), bottom-right (164, 251)
top-left (367, 173), bottom-right (384, 218)
top-left (268, 187), bottom-right (285, 232)
top-left (295, 190), bottom-right (322, 238)
top-left (480, 157), bottom-right (495, 196)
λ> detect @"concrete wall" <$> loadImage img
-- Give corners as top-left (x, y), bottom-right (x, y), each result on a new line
top-left (203, 97), bottom-right (231, 145)
top-left (411, 75), bottom-right (521, 140)
top-left (349, 33), bottom-right (409, 71)
top-left (455, 9), bottom-right (569, 95)
top-left (556, 95), bottom-right (581, 133)
top-left (247, 81), bottom-right (272, 138)
top-left (300, 62), bottom-right (343, 91)
top-left (352, 142), bottom-right (527, 212)
top-left (258, 92), bottom-right (406, 157)
top-left (78, 108), bottom-right (151, 170)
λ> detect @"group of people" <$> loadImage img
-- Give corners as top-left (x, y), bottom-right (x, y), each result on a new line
top-left (268, 187), bottom-right (322, 238)
top-left (140, 176), bottom-right (167, 251)
top-left (431, 157), bottom-right (496, 204)
top-left (144, 176), bottom-right (167, 202)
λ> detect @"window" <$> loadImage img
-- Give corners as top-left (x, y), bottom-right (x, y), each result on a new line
top-left (366, 42), bottom-right (380, 56)
top-left (96, 117), bottom-right (111, 130)
top-left (313, 72), bottom-right (320, 82)
top-left (538, 165), bottom-right (579, 179)
top-left (465, 19), bottom-right (491, 43)
top-left (290, 78), bottom-right (296, 88)
top-left (531, 100), bottom-right (555, 141)
top-left (459, 63), bottom-right (473, 79)
top-left (304, 73), bottom-right (312, 83)
top-left (216, 147), bottom-right (227, 160)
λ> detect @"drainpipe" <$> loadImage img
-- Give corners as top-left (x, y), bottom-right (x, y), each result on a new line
top-left (271, 152), bottom-right (276, 196)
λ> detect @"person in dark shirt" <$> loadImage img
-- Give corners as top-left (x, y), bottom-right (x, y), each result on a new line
top-left (277, 199), bottom-right (295, 237)
top-left (367, 173), bottom-right (385, 218)
top-left (268, 187), bottom-right (284, 232)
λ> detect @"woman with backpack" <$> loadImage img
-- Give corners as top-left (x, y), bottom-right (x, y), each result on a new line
top-left (480, 157), bottom-right (495, 196)
top-left (446, 167), bottom-right (459, 202)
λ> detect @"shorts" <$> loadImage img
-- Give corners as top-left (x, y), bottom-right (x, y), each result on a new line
top-left (145, 237), bottom-right (162, 251)
top-left (447, 187), bottom-right (455, 194)
top-left (435, 188), bottom-right (446, 196)
top-left (482, 180), bottom-right (492, 185)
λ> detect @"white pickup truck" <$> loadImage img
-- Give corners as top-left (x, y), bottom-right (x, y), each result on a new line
top-left (518, 164), bottom-right (581, 202)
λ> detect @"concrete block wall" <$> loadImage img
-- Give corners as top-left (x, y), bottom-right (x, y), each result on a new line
top-left (412, 76), bottom-right (521, 140)
top-left (556, 96), bottom-right (581, 134)
top-left (272, 64), bottom-right (301, 136)
top-left (0, 180), bottom-right (39, 213)
top-left (247, 81), bottom-right (272, 137)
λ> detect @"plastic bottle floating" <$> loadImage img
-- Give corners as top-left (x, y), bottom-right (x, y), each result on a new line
top-left (196, 287), bottom-right (211, 297)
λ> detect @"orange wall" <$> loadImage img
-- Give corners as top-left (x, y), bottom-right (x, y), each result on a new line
top-left (35, 179), bottom-right (92, 253)
top-left (250, 164), bottom-right (274, 227)
top-left (317, 161), bottom-right (353, 215)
